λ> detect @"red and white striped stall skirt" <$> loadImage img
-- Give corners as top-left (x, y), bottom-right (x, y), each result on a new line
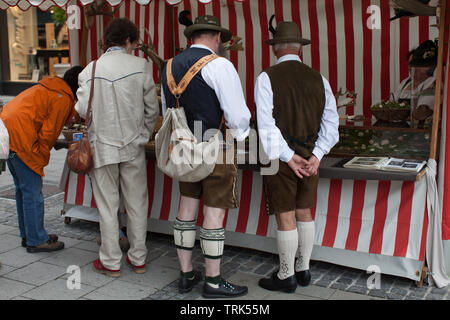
top-left (63, 160), bottom-right (428, 281)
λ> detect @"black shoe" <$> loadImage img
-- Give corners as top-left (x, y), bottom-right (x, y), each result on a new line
top-left (22, 234), bottom-right (59, 248)
top-left (202, 278), bottom-right (248, 299)
top-left (258, 271), bottom-right (297, 293)
top-left (178, 270), bottom-right (202, 294)
top-left (296, 270), bottom-right (311, 287)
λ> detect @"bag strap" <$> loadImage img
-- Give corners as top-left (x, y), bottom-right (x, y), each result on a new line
top-left (166, 54), bottom-right (218, 105)
top-left (166, 54), bottom-right (225, 131)
top-left (82, 60), bottom-right (97, 137)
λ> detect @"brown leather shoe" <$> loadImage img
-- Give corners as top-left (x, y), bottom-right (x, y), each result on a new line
top-left (27, 240), bottom-right (65, 253)
top-left (22, 234), bottom-right (58, 247)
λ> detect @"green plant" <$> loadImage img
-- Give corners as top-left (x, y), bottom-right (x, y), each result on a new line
top-left (51, 7), bottom-right (67, 27)
top-left (371, 100), bottom-right (410, 111)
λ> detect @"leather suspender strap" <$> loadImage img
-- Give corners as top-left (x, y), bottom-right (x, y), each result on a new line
top-left (166, 54), bottom-right (225, 131)
top-left (166, 54), bottom-right (219, 100)
top-left (83, 60), bottom-right (97, 136)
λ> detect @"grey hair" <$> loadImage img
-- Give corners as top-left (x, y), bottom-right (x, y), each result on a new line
top-left (273, 42), bottom-right (301, 51)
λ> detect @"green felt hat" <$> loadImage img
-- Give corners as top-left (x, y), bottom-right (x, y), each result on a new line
top-left (184, 15), bottom-right (232, 43)
top-left (266, 21), bottom-right (311, 46)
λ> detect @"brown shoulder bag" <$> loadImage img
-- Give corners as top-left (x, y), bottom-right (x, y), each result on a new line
top-left (67, 60), bottom-right (97, 175)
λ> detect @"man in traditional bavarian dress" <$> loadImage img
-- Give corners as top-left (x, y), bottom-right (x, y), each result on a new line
top-left (255, 19), bottom-right (339, 293)
top-left (161, 15), bottom-right (251, 298)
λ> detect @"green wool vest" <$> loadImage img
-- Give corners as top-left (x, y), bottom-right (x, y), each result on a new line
top-left (265, 60), bottom-right (326, 159)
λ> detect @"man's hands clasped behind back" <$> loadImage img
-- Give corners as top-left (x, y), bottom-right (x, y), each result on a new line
top-left (287, 154), bottom-right (319, 179)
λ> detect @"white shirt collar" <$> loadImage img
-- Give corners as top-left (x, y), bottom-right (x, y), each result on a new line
top-left (277, 54), bottom-right (302, 64)
top-left (190, 44), bottom-right (215, 54)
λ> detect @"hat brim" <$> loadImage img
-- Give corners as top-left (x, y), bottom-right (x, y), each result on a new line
top-left (184, 24), bottom-right (233, 43)
top-left (266, 37), bottom-right (311, 46)
top-left (409, 59), bottom-right (437, 67)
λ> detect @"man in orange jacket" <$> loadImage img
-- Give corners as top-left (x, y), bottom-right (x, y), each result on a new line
top-left (0, 66), bottom-right (82, 253)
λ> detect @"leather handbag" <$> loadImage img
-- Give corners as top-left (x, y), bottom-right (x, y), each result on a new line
top-left (67, 61), bottom-right (97, 174)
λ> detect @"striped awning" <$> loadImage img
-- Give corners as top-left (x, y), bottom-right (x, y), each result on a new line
top-left (0, 0), bottom-right (245, 11)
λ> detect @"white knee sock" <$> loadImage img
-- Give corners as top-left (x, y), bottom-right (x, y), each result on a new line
top-left (276, 229), bottom-right (298, 280)
top-left (295, 221), bottom-right (315, 272)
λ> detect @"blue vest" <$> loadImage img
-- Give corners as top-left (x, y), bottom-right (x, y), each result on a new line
top-left (162, 48), bottom-right (223, 141)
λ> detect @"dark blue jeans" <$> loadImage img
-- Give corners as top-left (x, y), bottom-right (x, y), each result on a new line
top-left (7, 151), bottom-right (49, 246)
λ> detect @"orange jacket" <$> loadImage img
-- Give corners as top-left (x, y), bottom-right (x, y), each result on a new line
top-left (0, 77), bottom-right (76, 176)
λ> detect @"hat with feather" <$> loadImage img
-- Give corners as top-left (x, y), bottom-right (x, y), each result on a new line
top-left (179, 10), bottom-right (232, 43)
top-left (266, 15), bottom-right (310, 46)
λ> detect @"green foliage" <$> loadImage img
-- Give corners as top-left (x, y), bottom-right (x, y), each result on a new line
top-left (51, 7), bottom-right (67, 27)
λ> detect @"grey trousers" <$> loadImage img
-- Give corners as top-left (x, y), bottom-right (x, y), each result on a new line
top-left (90, 150), bottom-right (148, 270)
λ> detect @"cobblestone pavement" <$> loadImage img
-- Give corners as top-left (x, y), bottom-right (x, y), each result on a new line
top-left (0, 191), bottom-right (449, 300)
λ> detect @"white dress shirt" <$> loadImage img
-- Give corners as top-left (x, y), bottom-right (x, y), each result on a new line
top-left (161, 44), bottom-right (251, 141)
top-left (255, 54), bottom-right (339, 163)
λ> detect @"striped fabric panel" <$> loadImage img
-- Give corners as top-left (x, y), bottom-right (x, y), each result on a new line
top-left (73, 0), bottom-right (439, 117)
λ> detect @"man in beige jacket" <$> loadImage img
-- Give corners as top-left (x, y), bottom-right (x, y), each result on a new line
top-left (75, 18), bottom-right (159, 277)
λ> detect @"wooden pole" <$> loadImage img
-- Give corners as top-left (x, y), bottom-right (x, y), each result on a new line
top-left (429, 0), bottom-right (448, 160)
top-left (167, 4), bottom-right (176, 58)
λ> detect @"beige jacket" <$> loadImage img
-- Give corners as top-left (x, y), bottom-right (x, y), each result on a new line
top-left (75, 49), bottom-right (159, 168)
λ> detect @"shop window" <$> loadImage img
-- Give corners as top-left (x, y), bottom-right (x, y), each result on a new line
top-left (3, 6), bottom-right (69, 82)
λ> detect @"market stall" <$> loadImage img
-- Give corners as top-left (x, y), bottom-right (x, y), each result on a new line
top-left (1, 0), bottom-right (449, 287)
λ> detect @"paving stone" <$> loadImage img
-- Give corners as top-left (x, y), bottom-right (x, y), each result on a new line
top-left (386, 293), bottom-right (404, 300)
top-left (0, 224), bottom-right (16, 234)
top-left (341, 270), bottom-right (364, 279)
top-left (0, 278), bottom-right (35, 299)
top-left (254, 263), bottom-right (277, 276)
top-left (355, 275), bottom-right (370, 287)
top-left (314, 279), bottom-right (332, 288)
top-left (296, 285), bottom-right (336, 300)
top-left (146, 249), bottom-right (165, 262)
top-left (424, 293), bottom-right (442, 300)
top-left (346, 285), bottom-right (369, 295)
top-left (407, 288), bottom-right (429, 299)
top-left (239, 260), bottom-right (262, 273)
top-left (380, 278), bottom-right (395, 291)
top-left (0, 247), bottom-right (52, 268)
top-left (431, 287), bottom-right (448, 295)
top-left (56, 236), bottom-right (83, 248)
top-left (0, 234), bottom-right (21, 253)
top-left (393, 279), bottom-right (414, 289)
top-left (4, 262), bottom-right (67, 286)
top-left (59, 263), bottom-right (115, 287)
top-left (330, 282), bottom-right (349, 291)
top-left (40, 247), bottom-right (98, 268)
top-left (22, 278), bottom-right (96, 300)
top-left (85, 279), bottom-right (157, 300)
top-left (329, 290), bottom-right (374, 300)
top-left (149, 255), bottom-right (180, 269)
top-left (336, 277), bottom-right (354, 285)
top-left (221, 261), bottom-right (241, 274)
top-left (0, 263), bottom-right (16, 276)
top-left (73, 240), bottom-right (99, 253)
top-left (367, 289), bottom-right (388, 299)
top-left (263, 292), bottom-right (319, 300)
top-left (119, 257), bottom-right (180, 289)
top-left (390, 287), bottom-right (409, 296)
top-left (11, 296), bottom-right (33, 300)
top-left (4, 225), bottom-right (19, 233)
top-left (405, 294), bottom-right (423, 300)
